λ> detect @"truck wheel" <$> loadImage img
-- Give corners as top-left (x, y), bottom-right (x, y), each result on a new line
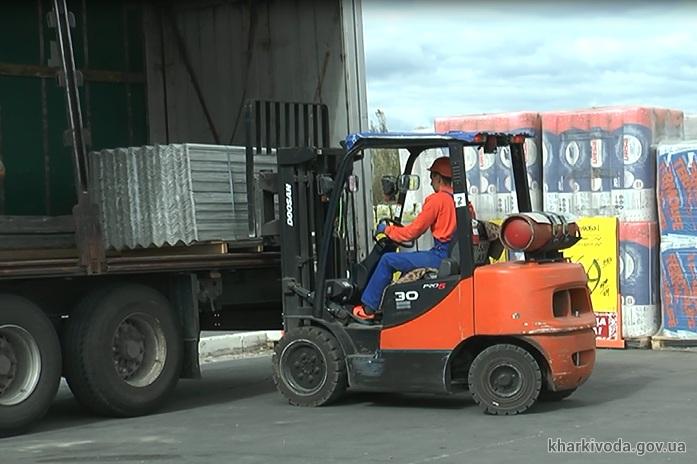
top-left (540, 388), bottom-right (576, 402)
top-left (64, 284), bottom-right (182, 417)
top-left (272, 326), bottom-right (347, 407)
top-left (0, 295), bottom-right (61, 436)
top-left (468, 344), bottom-right (541, 415)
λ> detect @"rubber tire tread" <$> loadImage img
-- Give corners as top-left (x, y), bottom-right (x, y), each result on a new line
top-left (0, 295), bottom-right (61, 437)
top-left (468, 343), bottom-right (542, 416)
top-left (272, 326), bottom-right (347, 407)
top-left (63, 284), bottom-right (182, 418)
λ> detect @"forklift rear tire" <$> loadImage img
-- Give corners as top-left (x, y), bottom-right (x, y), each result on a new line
top-left (468, 344), bottom-right (542, 415)
top-left (272, 326), bottom-right (347, 407)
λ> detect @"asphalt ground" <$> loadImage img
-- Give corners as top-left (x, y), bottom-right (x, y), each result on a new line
top-left (2, 349), bottom-right (696, 464)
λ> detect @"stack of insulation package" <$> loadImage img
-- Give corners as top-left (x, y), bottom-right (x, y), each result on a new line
top-left (656, 140), bottom-right (697, 339)
top-left (434, 112), bottom-right (543, 221)
top-left (542, 107), bottom-right (684, 339)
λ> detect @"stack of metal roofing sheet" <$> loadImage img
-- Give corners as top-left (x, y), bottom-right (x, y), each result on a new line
top-left (88, 144), bottom-right (277, 250)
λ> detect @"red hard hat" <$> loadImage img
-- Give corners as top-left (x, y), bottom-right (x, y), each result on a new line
top-left (428, 156), bottom-right (452, 178)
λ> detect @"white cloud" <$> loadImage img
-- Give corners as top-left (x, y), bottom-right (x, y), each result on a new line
top-left (363, 0), bottom-right (697, 130)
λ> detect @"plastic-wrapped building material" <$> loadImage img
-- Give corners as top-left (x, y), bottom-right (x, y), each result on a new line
top-left (619, 221), bottom-right (661, 338)
top-left (657, 142), bottom-right (697, 236)
top-left (685, 114), bottom-right (697, 139)
top-left (88, 144), bottom-right (277, 250)
top-left (660, 246), bottom-right (697, 337)
top-left (434, 112), bottom-right (542, 221)
top-left (542, 107), bottom-right (684, 341)
top-left (656, 141), bottom-right (697, 339)
top-left (541, 106), bottom-right (683, 221)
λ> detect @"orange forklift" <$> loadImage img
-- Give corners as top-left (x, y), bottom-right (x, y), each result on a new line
top-left (272, 132), bottom-right (596, 414)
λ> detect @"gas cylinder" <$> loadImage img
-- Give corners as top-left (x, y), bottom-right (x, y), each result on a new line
top-left (500, 212), bottom-right (580, 253)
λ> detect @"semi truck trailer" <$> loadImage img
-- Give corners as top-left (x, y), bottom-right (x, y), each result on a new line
top-left (0, 0), bottom-right (370, 435)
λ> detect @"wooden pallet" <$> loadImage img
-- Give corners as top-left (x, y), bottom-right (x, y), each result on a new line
top-left (624, 337), bottom-right (652, 350)
top-left (651, 336), bottom-right (697, 351)
top-left (112, 241), bottom-right (230, 257)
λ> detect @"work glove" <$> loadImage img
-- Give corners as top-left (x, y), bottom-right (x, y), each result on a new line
top-left (374, 221), bottom-right (389, 244)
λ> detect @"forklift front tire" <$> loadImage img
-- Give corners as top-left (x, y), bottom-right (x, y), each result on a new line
top-left (468, 344), bottom-right (542, 415)
top-left (272, 326), bottom-right (347, 407)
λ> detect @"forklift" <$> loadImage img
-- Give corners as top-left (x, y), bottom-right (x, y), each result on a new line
top-left (271, 131), bottom-right (596, 415)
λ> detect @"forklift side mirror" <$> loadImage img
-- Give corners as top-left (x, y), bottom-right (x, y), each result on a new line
top-left (399, 174), bottom-right (420, 192)
top-left (347, 175), bottom-right (360, 193)
top-left (317, 175), bottom-right (335, 196)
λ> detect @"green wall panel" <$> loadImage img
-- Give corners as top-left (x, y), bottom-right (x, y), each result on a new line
top-left (129, 85), bottom-right (147, 146)
top-left (0, 3), bottom-right (40, 65)
top-left (0, 76), bottom-right (46, 215)
top-left (85, 0), bottom-right (126, 71)
top-left (46, 81), bottom-right (74, 215)
top-left (89, 82), bottom-right (130, 150)
top-left (0, 0), bottom-right (147, 216)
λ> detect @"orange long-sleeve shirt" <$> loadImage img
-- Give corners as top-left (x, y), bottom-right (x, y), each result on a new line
top-left (385, 186), bottom-right (460, 243)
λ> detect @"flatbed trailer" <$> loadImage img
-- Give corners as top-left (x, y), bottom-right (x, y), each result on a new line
top-left (0, 0), bottom-right (369, 436)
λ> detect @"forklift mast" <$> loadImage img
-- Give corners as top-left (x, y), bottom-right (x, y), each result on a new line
top-left (277, 147), bottom-right (349, 324)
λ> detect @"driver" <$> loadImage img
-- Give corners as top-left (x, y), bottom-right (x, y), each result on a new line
top-left (353, 156), bottom-right (475, 321)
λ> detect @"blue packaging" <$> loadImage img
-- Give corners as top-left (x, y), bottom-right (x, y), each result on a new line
top-left (619, 221), bottom-right (661, 338)
top-left (660, 246), bottom-right (697, 335)
top-left (542, 131), bottom-right (562, 212)
top-left (614, 123), bottom-right (654, 190)
top-left (657, 143), bottom-right (697, 236)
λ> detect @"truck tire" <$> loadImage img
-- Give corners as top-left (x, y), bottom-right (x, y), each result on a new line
top-left (0, 295), bottom-right (61, 436)
top-left (468, 344), bottom-right (542, 415)
top-left (272, 326), bottom-right (347, 407)
top-left (63, 284), bottom-right (182, 417)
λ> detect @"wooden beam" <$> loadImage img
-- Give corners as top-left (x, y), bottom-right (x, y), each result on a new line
top-left (0, 62), bottom-right (145, 84)
top-left (0, 215), bottom-right (75, 234)
top-left (0, 234), bottom-right (75, 250)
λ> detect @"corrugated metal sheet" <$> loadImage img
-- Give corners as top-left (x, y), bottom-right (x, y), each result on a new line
top-left (88, 144), bottom-right (277, 250)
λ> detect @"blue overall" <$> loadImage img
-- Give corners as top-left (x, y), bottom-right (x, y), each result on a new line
top-left (360, 239), bottom-right (450, 312)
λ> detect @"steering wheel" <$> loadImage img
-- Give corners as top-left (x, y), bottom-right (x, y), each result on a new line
top-left (374, 217), bottom-right (415, 249)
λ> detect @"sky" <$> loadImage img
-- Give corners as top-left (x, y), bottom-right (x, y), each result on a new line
top-left (362, 0), bottom-right (697, 131)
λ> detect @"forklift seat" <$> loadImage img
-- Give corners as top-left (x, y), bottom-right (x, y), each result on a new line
top-left (437, 220), bottom-right (498, 278)
top-left (437, 239), bottom-right (460, 278)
